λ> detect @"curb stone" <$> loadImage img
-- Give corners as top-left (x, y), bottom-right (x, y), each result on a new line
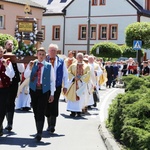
top-left (98, 123), bottom-right (121, 150)
top-left (98, 88), bottom-right (125, 150)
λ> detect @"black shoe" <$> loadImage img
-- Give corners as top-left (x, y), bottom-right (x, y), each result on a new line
top-left (5, 124), bottom-right (12, 131)
top-left (46, 126), bottom-right (51, 131)
top-left (93, 103), bottom-right (97, 107)
top-left (22, 107), bottom-right (31, 111)
top-left (35, 133), bottom-right (42, 141)
top-left (87, 106), bottom-right (92, 110)
top-left (0, 126), bottom-right (3, 136)
top-left (70, 112), bottom-right (76, 117)
top-left (76, 112), bottom-right (81, 117)
top-left (50, 127), bottom-right (55, 133)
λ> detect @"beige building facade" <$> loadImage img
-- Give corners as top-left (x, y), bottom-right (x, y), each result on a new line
top-left (0, 0), bottom-right (45, 38)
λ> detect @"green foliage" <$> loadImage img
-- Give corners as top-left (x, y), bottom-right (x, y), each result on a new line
top-left (0, 33), bottom-right (18, 50)
top-left (90, 42), bottom-right (122, 58)
top-left (120, 44), bottom-right (144, 58)
top-left (107, 75), bottom-right (150, 150)
top-left (122, 75), bottom-right (150, 91)
top-left (125, 22), bottom-right (150, 49)
top-left (121, 126), bottom-right (150, 150)
top-left (107, 94), bottom-right (125, 139)
top-left (124, 76), bottom-right (144, 91)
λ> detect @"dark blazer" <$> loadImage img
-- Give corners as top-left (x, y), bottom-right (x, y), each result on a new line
top-left (143, 66), bottom-right (149, 75)
top-left (122, 64), bottom-right (127, 76)
top-left (113, 65), bottom-right (119, 76)
top-left (105, 65), bottom-right (114, 77)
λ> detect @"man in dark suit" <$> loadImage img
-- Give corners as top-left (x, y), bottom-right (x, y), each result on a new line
top-left (121, 61), bottom-right (128, 76)
top-left (105, 61), bottom-right (114, 88)
top-left (112, 61), bottom-right (119, 87)
top-left (142, 61), bottom-right (149, 76)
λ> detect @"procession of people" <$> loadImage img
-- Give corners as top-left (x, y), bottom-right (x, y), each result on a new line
top-left (0, 39), bottom-right (149, 141)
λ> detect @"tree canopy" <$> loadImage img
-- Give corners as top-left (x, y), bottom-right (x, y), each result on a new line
top-left (90, 42), bottom-right (122, 58)
top-left (125, 22), bottom-right (150, 49)
top-left (120, 44), bottom-right (144, 58)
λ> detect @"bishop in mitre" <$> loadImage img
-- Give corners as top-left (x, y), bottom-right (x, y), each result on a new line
top-left (65, 53), bottom-right (90, 117)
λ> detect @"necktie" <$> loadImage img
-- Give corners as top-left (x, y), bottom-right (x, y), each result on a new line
top-left (37, 63), bottom-right (43, 86)
top-left (50, 58), bottom-right (55, 67)
top-left (0, 60), bottom-right (2, 69)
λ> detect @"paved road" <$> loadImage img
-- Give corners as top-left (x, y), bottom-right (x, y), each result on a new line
top-left (99, 87), bottom-right (125, 123)
top-left (0, 89), bottom-right (110, 150)
top-left (99, 87), bottom-right (124, 150)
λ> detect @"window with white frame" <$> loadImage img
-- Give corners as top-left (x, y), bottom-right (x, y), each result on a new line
top-left (92, 0), bottom-right (98, 5)
top-left (52, 25), bottom-right (60, 40)
top-left (0, 15), bottom-right (4, 29)
top-left (100, 0), bottom-right (106, 5)
top-left (90, 25), bottom-right (96, 39)
top-left (79, 25), bottom-right (87, 40)
top-left (99, 25), bottom-right (107, 39)
top-left (110, 25), bottom-right (118, 40)
top-left (0, 4), bottom-right (4, 9)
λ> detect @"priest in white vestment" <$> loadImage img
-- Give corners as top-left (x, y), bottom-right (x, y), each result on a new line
top-left (65, 53), bottom-right (90, 117)
top-left (87, 55), bottom-right (103, 107)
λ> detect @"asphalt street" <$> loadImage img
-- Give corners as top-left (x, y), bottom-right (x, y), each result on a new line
top-left (0, 86), bottom-right (124, 150)
top-left (0, 88), bottom-right (111, 150)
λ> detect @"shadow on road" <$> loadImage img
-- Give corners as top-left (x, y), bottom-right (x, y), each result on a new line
top-left (15, 110), bottom-right (33, 114)
top-left (0, 136), bottom-right (50, 148)
top-left (61, 113), bottom-right (88, 120)
top-left (41, 131), bottom-right (65, 138)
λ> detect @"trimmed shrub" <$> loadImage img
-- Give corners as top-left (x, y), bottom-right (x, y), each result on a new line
top-left (107, 75), bottom-right (150, 149)
top-left (90, 42), bottom-right (122, 58)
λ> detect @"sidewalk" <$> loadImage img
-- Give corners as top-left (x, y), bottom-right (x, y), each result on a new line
top-left (98, 87), bottom-right (125, 150)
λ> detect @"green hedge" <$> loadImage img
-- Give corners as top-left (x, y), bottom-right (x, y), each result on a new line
top-left (107, 75), bottom-right (150, 150)
top-left (0, 33), bottom-right (18, 50)
top-left (90, 42), bottom-right (122, 58)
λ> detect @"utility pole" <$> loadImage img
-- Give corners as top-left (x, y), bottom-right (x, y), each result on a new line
top-left (87, 0), bottom-right (91, 55)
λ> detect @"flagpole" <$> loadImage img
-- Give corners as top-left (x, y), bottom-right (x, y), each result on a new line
top-left (87, 0), bottom-right (91, 55)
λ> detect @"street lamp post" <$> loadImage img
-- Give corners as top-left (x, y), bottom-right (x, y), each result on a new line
top-left (87, 0), bottom-right (91, 55)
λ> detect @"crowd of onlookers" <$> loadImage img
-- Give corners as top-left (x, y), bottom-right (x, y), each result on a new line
top-left (65, 52), bottom-right (149, 90)
top-left (91, 57), bottom-right (150, 88)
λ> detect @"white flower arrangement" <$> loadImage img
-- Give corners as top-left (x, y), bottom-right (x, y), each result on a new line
top-left (13, 22), bottom-right (38, 57)
top-left (12, 42), bottom-right (36, 57)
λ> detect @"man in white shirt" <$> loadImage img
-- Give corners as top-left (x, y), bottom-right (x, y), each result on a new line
top-left (24, 47), bottom-right (55, 141)
top-left (45, 43), bottom-right (68, 133)
top-left (4, 40), bottom-right (25, 132)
